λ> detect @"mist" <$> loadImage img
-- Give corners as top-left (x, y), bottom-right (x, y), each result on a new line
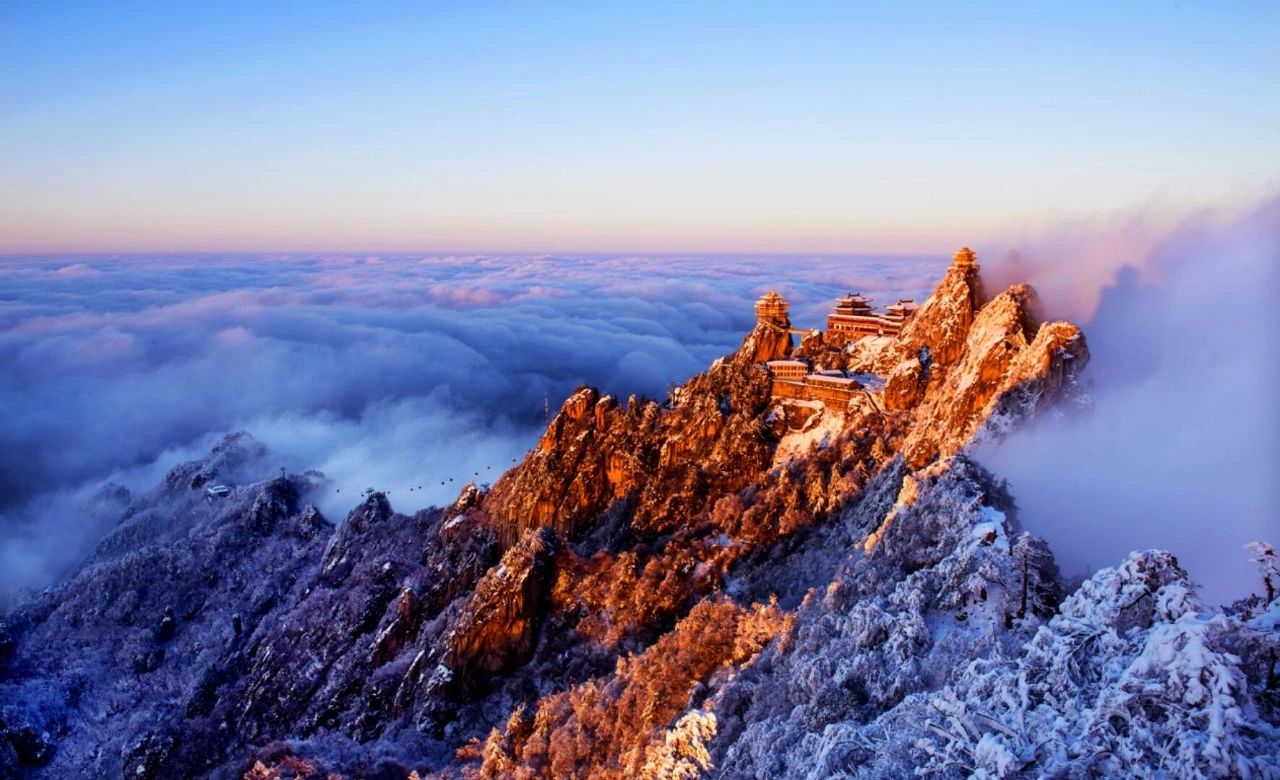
top-left (0, 252), bottom-right (940, 600)
top-left (978, 196), bottom-right (1280, 606)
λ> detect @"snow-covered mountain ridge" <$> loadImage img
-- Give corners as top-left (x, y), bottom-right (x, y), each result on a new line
top-left (1, 264), bottom-right (1275, 778)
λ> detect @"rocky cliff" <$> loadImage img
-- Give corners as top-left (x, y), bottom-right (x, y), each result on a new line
top-left (1, 268), bottom-right (1275, 779)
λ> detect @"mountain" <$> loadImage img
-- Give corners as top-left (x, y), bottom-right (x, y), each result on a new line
top-left (2, 260), bottom-right (1276, 779)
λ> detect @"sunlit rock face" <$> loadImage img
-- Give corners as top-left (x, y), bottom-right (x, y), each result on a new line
top-left (877, 263), bottom-right (982, 373)
top-left (479, 349), bottom-right (776, 545)
top-left (882, 355), bottom-right (926, 411)
top-left (898, 281), bottom-right (1090, 468)
top-left (737, 320), bottom-right (793, 365)
top-left (2, 265), bottom-right (1274, 780)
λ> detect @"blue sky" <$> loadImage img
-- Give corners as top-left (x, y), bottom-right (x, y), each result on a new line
top-left (2, 1), bottom-right (1277, 252)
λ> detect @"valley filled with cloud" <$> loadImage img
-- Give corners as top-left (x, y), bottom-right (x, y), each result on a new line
top-left (0, 252), bottom-right (940, 597)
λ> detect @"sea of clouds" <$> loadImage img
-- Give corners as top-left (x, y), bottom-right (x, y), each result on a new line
top-left (2, 202), bottom-right (1276, 606)
top-left (0, 252), bottom-right (940, 598)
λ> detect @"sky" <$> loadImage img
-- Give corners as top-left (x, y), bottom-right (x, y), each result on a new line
top-left (2, 1), bottom-right (1278, 253)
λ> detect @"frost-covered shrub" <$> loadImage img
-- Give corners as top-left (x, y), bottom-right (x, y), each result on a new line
top-left (709, 457), bottom-right (1054, 778)
top-left (640, 709), bottom-right (718, 779)
top-left (703, 460), bottom-right (1279, 780)
top-left (910, 551), bottom-right (1280, 779)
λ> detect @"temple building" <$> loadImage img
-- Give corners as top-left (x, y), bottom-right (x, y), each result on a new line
top-left (953, 246), bottom-right (979, 272)
top-left (764, 359), bottom-right (808, 381)
top-left (757, 288), bottom-right (912, 410)
top-left (749, 290), bottom-right (794, 363)
top-left (754, 290), bottom-right (790, 326)
top-left (765, 360), bottom-right (864, 411)
top-left (826, 292), bottom-right (917, 338)
top-left (832, 292), bottom-right (873, 318)
top-left (881, 299), bottom-right (919, 328)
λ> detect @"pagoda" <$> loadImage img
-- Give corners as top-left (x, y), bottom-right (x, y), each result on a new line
top-left (881, 298), bottom-right (919, 327)
top-left (830, 292), bottom-right (874, 318)
top-left (953, 246), bottom-right (979, 272)
top-left (826, 291), bottom-right (915, 339)
top-left (754, 290), bottom-right (790, 326)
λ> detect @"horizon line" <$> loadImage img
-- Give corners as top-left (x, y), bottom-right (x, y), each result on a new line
top-left (0, 248), bottom-right (955, 260)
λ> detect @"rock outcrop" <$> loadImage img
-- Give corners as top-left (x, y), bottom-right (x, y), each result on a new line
top-left (879, 262), bottom-right (983, 373)
top-left (898, 281), bottom-right (1088, 467)
top-left (480, 348), bottom-right (775, 544)
top-left (737, 292), bottom-right (794, 365)
top-left (882, 355), bottom-right (926, 411)
top-left (438, 528), bottom-right (557, 697)
top-left (737, 319), bottom-right (793, 364)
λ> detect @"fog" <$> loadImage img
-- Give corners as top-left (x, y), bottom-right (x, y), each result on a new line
top-left (978, 196), bottom-right (1280, 606)
top-left (0, 253), bottom-right (939, 599)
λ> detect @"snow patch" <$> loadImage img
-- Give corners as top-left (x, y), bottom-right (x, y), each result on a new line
top-left (972, 506), bottom-right (1010, 552)
top-left (848, 372), bottom-right (886, 392)
top-left (772, 406), bottom-right (847, 466)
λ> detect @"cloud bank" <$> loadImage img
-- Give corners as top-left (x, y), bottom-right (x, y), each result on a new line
top-left (978, 196), bottom-right (1280, 606)
top-left (4, 209), bottom-right (1274, 609)
top-left (0, 252), bottom-right (939, 599)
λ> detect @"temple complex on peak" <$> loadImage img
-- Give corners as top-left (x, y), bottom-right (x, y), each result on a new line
top-left (756, 246), bottom-right (978, 412)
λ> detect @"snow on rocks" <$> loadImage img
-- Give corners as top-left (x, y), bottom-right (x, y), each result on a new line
top-left (907, 550), bottom-right (1280, 778)
top-left (972, 507), bottom-right (1010, 553)
top-left (708, 457), bottom-right (1056, 778)
top-left (709, 511), bottom-right (1279, 779)
top-left (771, 404), bottom-right (847, 467)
